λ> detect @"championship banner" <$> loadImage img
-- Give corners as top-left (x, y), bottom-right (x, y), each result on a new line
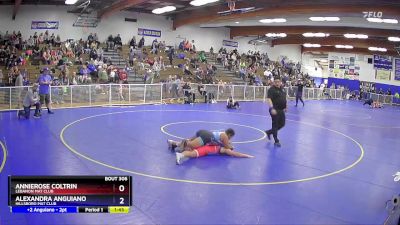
top-left (138, 28), bottom-right (161, 37)
top-left (31, 21), bottom-right (59, 30)
top-left (395, 58), bottom-right (400, 81)
top-left (222, 40), bottom-right (239, 48)
top-left (373, 55), bottom-right (392, 70)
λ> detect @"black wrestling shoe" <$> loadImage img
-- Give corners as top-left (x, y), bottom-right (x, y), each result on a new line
top-left (274, 142), bottom-right (281, 147)
top-left (265, 131), bottom-right (271, 141)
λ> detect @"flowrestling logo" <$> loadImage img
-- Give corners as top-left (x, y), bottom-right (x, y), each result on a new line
top-left (363, 11), bottom-right (383, 18)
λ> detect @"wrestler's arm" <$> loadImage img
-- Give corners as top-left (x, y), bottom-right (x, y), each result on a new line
top-left (220, 148), bottom-right (254, 158)
top-left (221, 134), bottom-right (234, 149)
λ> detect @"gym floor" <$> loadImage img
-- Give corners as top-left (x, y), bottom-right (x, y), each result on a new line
top-left (1, 100), bottom-right (399, 224)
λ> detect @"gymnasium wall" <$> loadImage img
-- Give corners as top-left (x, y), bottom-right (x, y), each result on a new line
top-left (327, 52), bottom-right (400, 87)
top-left (0, 5), bottom-right (302, 60)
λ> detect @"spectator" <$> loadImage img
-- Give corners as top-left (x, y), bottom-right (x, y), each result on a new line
top-left (0, 69), bottom-right (3, 86)
top-left (130, 36), bottom-right (136, 49)
top-left (138, 36), bottom-right (145, 48)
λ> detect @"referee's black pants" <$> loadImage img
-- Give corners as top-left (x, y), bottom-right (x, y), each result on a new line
top-left (267, 109), bottom-right (286, 143)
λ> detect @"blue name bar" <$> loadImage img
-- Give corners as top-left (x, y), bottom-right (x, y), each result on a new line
top-left (11, 206), bottom-right (78, 213)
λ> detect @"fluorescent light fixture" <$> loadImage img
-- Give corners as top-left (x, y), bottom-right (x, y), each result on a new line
top-left (367, 18), bottom-right (382, 23)
top-left (235, 21), bottom-right (240, 24)
top-left (335, 45), bottom-right (353, 49)
top-left (190, 0), bottom-right (219, 6)
top-left (367, 18), bottom-right (398, 24)
top-left (344, 34), bottom-right (368, 39)
top-left (273, 18), bottom-right (287, 23)
top-left (309, 17), bottom-right (324, 21)
top-left (320, 59), bottom-right (328, 63)
top-left (259, 18), bottom-right (287, 23)
top-left (383, 19), bottom-right (398, 24)
top-left (152, 6), bottom-right (176, 14)
top-left (309, 17), bottom-right (340, 22)
top-left (368, 47), bottom-right (387, 52)
top-left (65, 0), bottom-right (78, 4)
top-left (265, 33), bottom-right (287, 38)
top-left (302, 32), bottom-right (329, 37)
top-left (325, 17), bottom-right (340, 21)
top-left (388, 37), bottom-right (400, 42)
top-left (303, 43), bottom-right (321, 48)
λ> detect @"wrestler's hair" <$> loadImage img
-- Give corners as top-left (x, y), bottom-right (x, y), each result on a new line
top-left (225, 128), bottom-right (235, 138)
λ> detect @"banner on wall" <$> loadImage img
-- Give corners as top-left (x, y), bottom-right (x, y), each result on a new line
top-left (138, 28), bottom-right (161, 37)
top-left (395, 58), bottom-right (400, 81)
top-left (328, 53), bottom-right (359, 80)
top-left (222, 40), bottom-right (239, 48)
top-left (31, 21), bottom-right (59, 30)
top-left (373, 55), bottom-right (392, 70)
top-left (376, 69), bottom-right (391, 80)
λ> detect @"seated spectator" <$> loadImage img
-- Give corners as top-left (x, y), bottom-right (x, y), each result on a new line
top-left (79, 64), bottom-right (90, 83)
top-left (129, 36), bottom-right (136, 48)
top-left (226, 96), bottom-right (240, 109)
top-left (107, 35), bottom-right (114, 50)
top-left (114, 34), bottom-right (122, 48)
top-left (98, 65), bottom-right (108, 83)
top-left (138, 36), bottom-right (145, 48)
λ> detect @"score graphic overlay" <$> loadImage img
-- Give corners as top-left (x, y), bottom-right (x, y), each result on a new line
top-left (8, 176), bottom-right (132, 214)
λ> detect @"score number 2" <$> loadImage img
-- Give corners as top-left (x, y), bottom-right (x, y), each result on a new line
top-left (119, 185), bottom-right (125, 205)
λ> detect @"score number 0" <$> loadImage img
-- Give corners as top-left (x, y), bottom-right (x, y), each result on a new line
top-left (119, 184), bottom-right (125, 205)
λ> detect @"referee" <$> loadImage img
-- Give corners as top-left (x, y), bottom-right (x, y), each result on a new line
top-left (265, 77), bottom-right (287, 147)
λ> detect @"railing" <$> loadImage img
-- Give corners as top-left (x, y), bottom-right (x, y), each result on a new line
top-left (0, 83), bottom-right (398, 111)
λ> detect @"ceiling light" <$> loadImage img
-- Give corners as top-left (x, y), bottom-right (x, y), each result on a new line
top-left (320, 59), bottom-right (328, 63)
top-left (273, 18), bottom-right (287, 23)
top-left (383, 19), bottom-right (398, 24)
top-left (324, 17), bottom-right (340, 21)
top-left (368, 47), bottom-right (387, 52)
top-left (309, 17), bottom-right (340, 22)
top-left (367, 18), bottom-right (398, 24)
top-left (152, 6), bottom-right (176, 14)
top-left (344, 34), bottom-right (368, 39)
top-left (302, 32), bottom-right (329, 37)
top-left (235, 21), bottom-right (240, 24)
top-left (303, 43), bottom-right (321, 48)
top-left (65, 0), bottom-right (78, 4)
top-left (388, 37), bottom-right (400, 42)
top-left (367, 18), bottom-right (382, 23)
top-left (265, 33), bottom-right (287, 38)
top-left (190, 0), bottom-right (219, 6)
top-left (335, 45), bottom-right (353, 49)
top-left (259, 18), bottom-right (286, 23)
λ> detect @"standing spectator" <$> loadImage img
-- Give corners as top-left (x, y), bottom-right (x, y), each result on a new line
top-left (38, 68), bottom-right (54, 114)
top-left (0, 69), bottom-right (3, 86)
top-left (129, 47), bottom-right (135, 67)
top-left (168, 48), bottom-right (174, 66)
